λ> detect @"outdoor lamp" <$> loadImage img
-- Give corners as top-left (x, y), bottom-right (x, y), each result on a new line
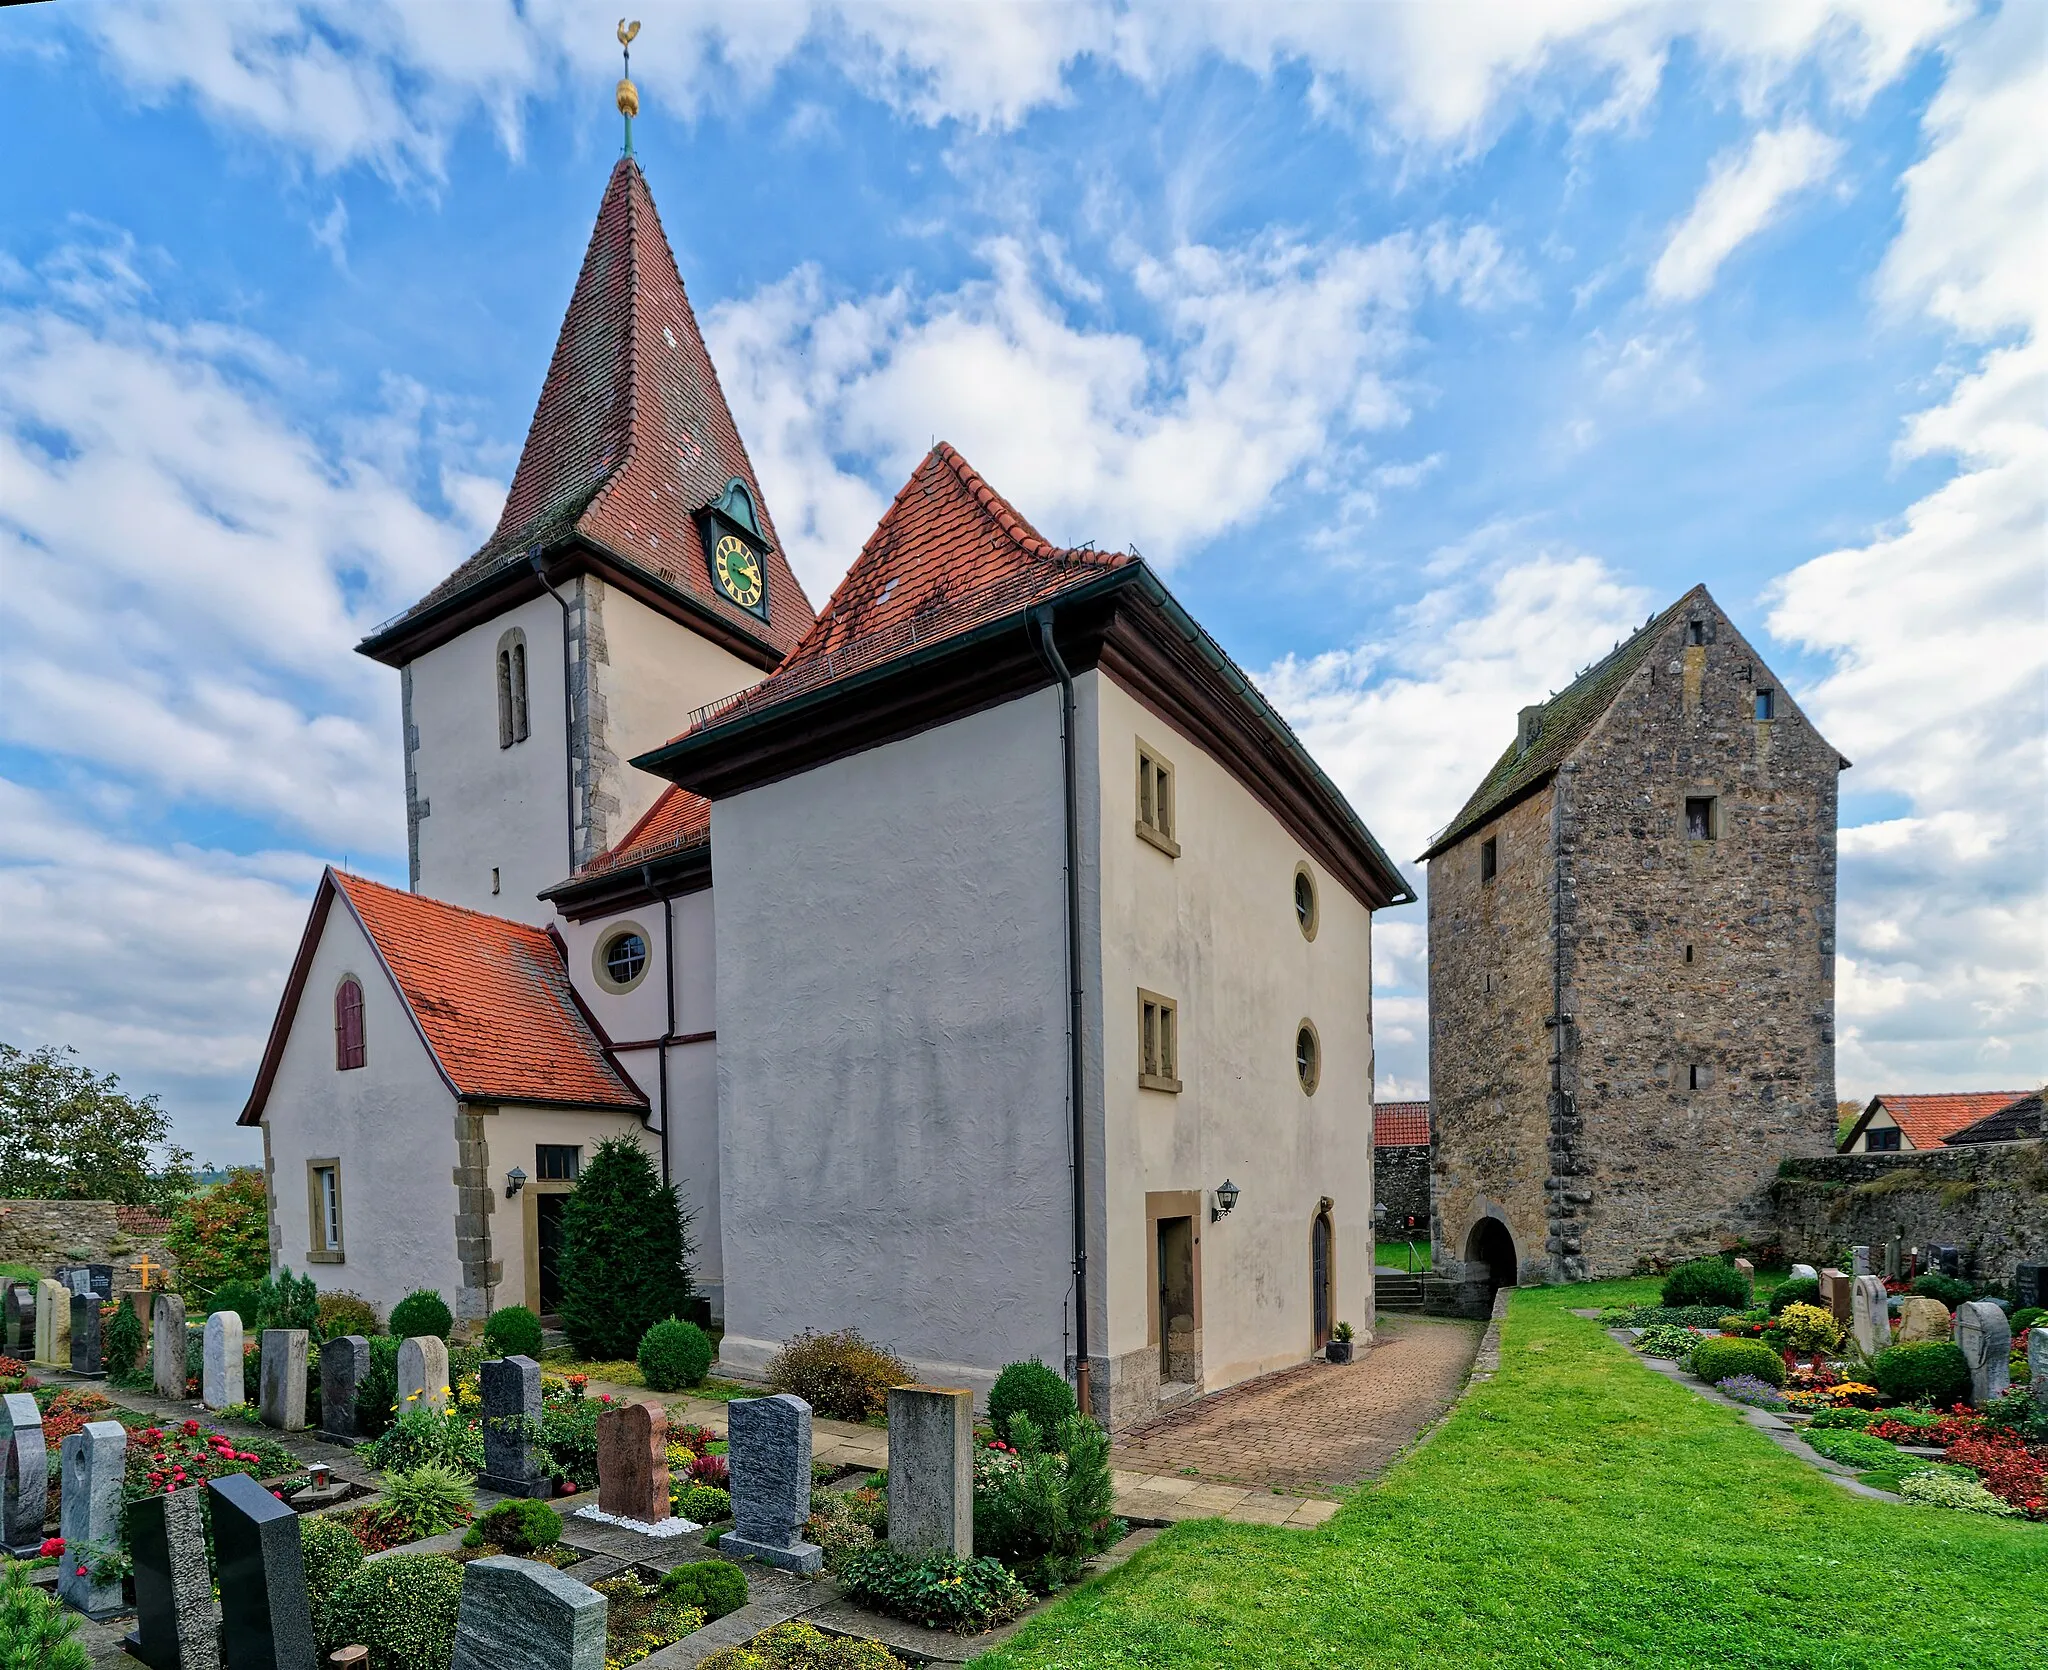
top-left (505, 1166), bottom-right (528, 1199)
top-left (1212, 1179), bottom-right (1240, 1222)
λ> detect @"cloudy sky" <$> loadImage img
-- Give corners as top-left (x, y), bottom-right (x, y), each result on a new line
top-left (1, 1), bottom-right (2041, 1164)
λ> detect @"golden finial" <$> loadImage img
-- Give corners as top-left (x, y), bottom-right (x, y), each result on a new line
top-left (616, 20), bottom-right (641, 154)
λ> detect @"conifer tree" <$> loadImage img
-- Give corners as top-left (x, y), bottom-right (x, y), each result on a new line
top-left (558, 1136), bottom-right (695, 1359)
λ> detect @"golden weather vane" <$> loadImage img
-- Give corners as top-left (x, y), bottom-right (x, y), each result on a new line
top-left (617, 19), bottom-right (641, 155)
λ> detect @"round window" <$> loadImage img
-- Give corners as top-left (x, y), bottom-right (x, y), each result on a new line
top-left (1296, 1021), bottom-right (1321, 1095)
top-left (1293, 865), bottom-right (1318, 940)
top-left (595, 925), bottom-right (650, 992)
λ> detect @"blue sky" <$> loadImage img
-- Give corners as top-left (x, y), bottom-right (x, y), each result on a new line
top-left (1, 2), bottom-right (2041, 1163)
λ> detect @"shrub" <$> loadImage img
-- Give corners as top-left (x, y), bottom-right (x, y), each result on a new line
top-left (767, 1329), bottom-right (911, 1422)
top-left (661, 1559), bottom-right (751, 1622)
top-left (0, 1559), bottom-right (89, 1670)
top-left (972, 1412), bottom-right (1124, 1593)
top-left (639, 1317), bottom-right (714, 1391)
top-left (1803, 1428), bottom-right (1902, 1470)
top-left (688, 1452), bottom-right (729, 1489)
top-left (1634, 1324), bottom-right (1706, 1360)
top-left (325, 1553), bottom-right (465, 1670)
top-left (362, 1408), bottom-right (482, 1477)
top-left (1899, 1470), bottom-right (2022, 1516)
top-left (1775, 1302), bottom-right (1844, 1353)
top-left (1660, 1258), bottom-right (1750, 1310)
top-left (1768, 1278), bottom-right (1821, 1316)
top-left (838, 1546), bottom-right (1031, 1632)
top-left (592, 1571), bottom-right (703, 1663)
top-left (699, 1620), bottom-right (909, 1670)
top-left (988, 1359), bottom-right (1078, 1444)
top-left (1912, 1274), bottom-right (1972, 1310)
top-left (806, 1485), bottom-right (887, 1571)
top-left (355, 1336), bottom-right (401, 1439)
top-left (2008, 1307), bottom-right (2044, 1335)
top-left (483, 1305), bottom-right (543, 1360)
top-left (166, 1168), bottom-right (269, 1309)
top-left (1611, 1304), bottom-right (1739, 1330)
top-left (462, 1498), bottom-right (560, 1554)
top-left (103, 1297), bottom-right (146, 1385)
top-left (300, 1513), bottom-right (365, 1648)
top-left (680, 1483), bottom-right (732, 1524)
top-left (388, 1290), bottom-right (453, 1343)
top-left (1868, 1342), bottom-right (1972, 1408)
top-left (1688, 1338), bottom-right (1785, 1388)
top-left (560, 1135), bottom-right (697, 1360)
top-left (1715, 1375), bottom-right (1788, 1410)
top-left (254, 1268), bottom-right (319, 1335)
top-left (1806, 1407), bottom-right (1875, 1430)
top-left (372, 1463), bottom-right (475, 1542)
top-left (208, 1278), bottom-right (266, 1331)
top-left (317, 1291), bottom-right (382, 1339)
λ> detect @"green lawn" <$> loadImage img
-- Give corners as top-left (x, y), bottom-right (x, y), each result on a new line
top-left (1373, 1240), bottom-right (1431, 1271)
top-left (973, 1278), bottom-right (2044, 1669)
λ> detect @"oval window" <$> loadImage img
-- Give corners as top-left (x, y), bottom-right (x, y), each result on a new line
top-left (1294, 865), bottom-right (1318, 940)
top-left (1296, 1021), bottom-right (1321, 1096)
top-left (595, 926), bottom-right (650, 992)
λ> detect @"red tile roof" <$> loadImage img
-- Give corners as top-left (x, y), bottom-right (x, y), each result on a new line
top-left (673, 442), bottom-right (1129, 738)
top-left (376, 157), bottom-right (813, 657)
top-left (1374, 1102), bottom-right (1430, 1147)
top-left (1860, 1092), bottom-right (2032, 1150)
top-left (580, 784), bottom-right (711, 877)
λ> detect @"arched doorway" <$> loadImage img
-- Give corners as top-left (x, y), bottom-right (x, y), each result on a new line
top-left (1464, 1218), bottom-right (1517, 1291)
top-left (1310, 1208), bottom-right (1334, 1350)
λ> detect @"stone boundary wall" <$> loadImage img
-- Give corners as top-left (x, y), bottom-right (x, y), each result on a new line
top-left (0, 1198), bottom-right (177, 1293)
top-left (1770, 1140), bottom-right (2048, 1284)
top-left (1373, 1143), bottom-right (1431, 1231)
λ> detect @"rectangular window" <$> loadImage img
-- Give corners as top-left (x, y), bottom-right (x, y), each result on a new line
top-left (536, 1144), bottom-right (582, 1181)
top-left (1683, 944), bottom-right (1694, 965)
top-left (1687, 1063), bottom-right (1713, 1092)
top-left (1135, 741), bottom-right (1179, 857)
top-left (1754, 688), bottom-right (1775, 721)
top-left (1138, 990), bottom-right (1181, 1092)
top-left (306, 1159), bottom-right (344, 1262)
top-left (1685, 797), bottom-right (1716, 841)
top-left (1865, 1127), bottom-right (1902, 1152)
top-left (1480, 836), bottom-right (1498, 884)
top-left (1688, 619), bottom-right (1706, 646)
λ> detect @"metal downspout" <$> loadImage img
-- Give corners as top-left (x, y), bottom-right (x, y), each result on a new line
top-left (530, 546), bottom-right (580, 877)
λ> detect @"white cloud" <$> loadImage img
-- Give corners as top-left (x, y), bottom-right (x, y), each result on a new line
top-left (1650, 121), bottom-right (1846, 302)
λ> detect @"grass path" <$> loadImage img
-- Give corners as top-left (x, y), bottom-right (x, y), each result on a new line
top-left (972, 1279), bottom-right (2044, 1669)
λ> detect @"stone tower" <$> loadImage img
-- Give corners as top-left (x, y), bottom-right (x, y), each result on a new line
top-left (1422, 585), bottom-right (1846, 1296)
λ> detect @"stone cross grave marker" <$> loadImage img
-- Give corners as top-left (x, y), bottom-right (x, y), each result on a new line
top-left (126, 1484), bottom-right (223, 1670)
top-left (1819, 1269), bottom-right (1852, 1327)
top-left (479, 1355), bottom-right (550, 1498)
top-left (0, 1391), bottom-right (48, 1557)
top-left (154, 1292), bottom-right (188, 1401)
top-left (203, 1311), bottom-right (245, 1411)
top-left (450, 1555), bottom-right (607, 1670)
top-left (1850, 1245), bottom-right (1870, 1278)
top-left (57, 1419), bottom-right (128, 1618)
top-left (887, 1384), bottom-right (973, 1559)
top-left (210, 1471), bottom-right (317, 1670)
top-left (2, 1283), bottom-right (33, 1356)
top-left (397, 1335), bottom-right (451, 1416)
top-left (320, 1335), bottom-right (370, 1442)
top-left (2030, 1329), bottom-right (2047, 1411)
top-left (259, 1329), bottom-right (309, 1431)
top-left (1894, 1296), bottom-right (1952, 1344)
top-left (2016, 1263), bottom-right (2046, 1312)
top-left (35, 1277), bottom-right (71, 1367)
top-left (70, 1291), bottom-right (105, 1378)
top-left (1850, 1276), bottom-right (1890, 1359)
top-left (1955, 1301), bottom-right (2011, 1406)
top-left (597, 1398), bottom-right (670, 1524)
top-left (721, 1393), bottom-right (824, 1573)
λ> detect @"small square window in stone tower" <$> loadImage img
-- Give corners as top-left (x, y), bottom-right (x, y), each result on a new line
top-left (1685, 797), bottom-right (1716, 840)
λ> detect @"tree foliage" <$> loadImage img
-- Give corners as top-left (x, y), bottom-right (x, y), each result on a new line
top-left (166, 1169), bottom-right (271, 1307)
top-left (559, 1136), bottom-right (695, 1359)
top-left (0, 1042), bottom-right (193, 1207)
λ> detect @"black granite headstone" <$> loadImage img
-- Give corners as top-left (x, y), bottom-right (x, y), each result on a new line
top-left (56, 1264), bottom-right (115, 1302)
top-left (208, 1472), bottom-right (316, 1670)
top-left (125, 1486), bottom-right (223, 1670)
top-left (319, 1334), bottom-right (370, 1442)
top-left (1, 1283), bottom-right (32, 1355)
top-left (478, 1354), bottom-right (550, 1498)
top-left (70, 1290), bottom-right (105, 1378)
top-left (1932, 1245), bottom-right (1962, 1279)
top-left (2017, 1264), bottom-right (2047, 1312)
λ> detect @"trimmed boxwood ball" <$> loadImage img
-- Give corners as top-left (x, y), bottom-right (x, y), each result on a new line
top-left (2012, 1307), bottom-right (2045, 1335)
top-left (1689, 1337), bottom-right (1785, 1388)
top-left (388, 1288), bottom-right (454, 1342)
top-left (639, 1317), bottom-right (714, 1391)
top-left (1768, 1277), bottom-right (1822, 1316)
top-left (987, 1358), bottom-right (1078, 1443)
top-left (680, 1483), bottom-right (731, 1524)
top-left (1911, 1273), bottom-right (1972, 1311)
top-left (324, 1552), bottom-right (464, 1669)
top-left (1660, 1258), bottom-right (1751, 1311)
top-left (660, 1559), bottom-right (750, 1622)
top-left (483, 1303), bottom-right (543, 1359)
top-left (1868, 1342), bottom-right (1971, 1407)
top-left (463, 1497), bottom-right (562, 1555)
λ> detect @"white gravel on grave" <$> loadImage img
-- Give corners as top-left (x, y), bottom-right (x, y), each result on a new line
top-left (571, 1504), bottom-right (704, 1539)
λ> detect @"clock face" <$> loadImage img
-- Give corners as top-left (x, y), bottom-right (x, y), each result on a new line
top-left (712, 532), bottom-right (765, 610)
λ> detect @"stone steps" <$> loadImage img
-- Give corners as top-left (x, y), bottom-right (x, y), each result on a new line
top-left (1376, 1274), bottom-right (1427, 1311)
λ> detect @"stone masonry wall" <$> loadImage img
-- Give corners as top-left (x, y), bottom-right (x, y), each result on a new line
top-left (0, 1199), bottom-right (177, 1293)
top-left (1373, 1144), bottom-right (1432, 1234)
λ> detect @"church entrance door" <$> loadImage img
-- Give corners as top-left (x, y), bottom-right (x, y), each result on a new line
top-left (1311, 1209), bottom-right (1334, 1350)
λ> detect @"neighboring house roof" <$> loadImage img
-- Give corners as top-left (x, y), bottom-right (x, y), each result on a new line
top-left (240, 869), bottom-right (647, 1125)
top-left (1374, 1102), bottom-right (1430, 1147)
top-left (1937, 1092), bottom-right (2045, 1147)
top-left (1837, 1091), bottom-right (2032, 1152)
top-left (359, 157), bottom-right (814, 670)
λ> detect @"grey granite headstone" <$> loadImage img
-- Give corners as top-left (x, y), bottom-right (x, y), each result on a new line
top-left (70, 1291), bottom-right (105, 1378)
top-left (1956, 1300), bottom-right (2011, 1405)
top-left (1789, 1263), bottom-right (1819, 1284)
top-left (1851, 1275), bottom-right (1891, 1359)
top-left (320, 1335), bottom-right (370, 1441)
top-left (1850, 1245), bottom-right (1870, 1278)
top-left (2029, 1328), bottom-right (2047, 1410)
top-left (1884, 1236), bottom-right (1902, 1280)
top-left (720, 1393), bottom-right (824, 1573)
top-left (2016, 1264), bottom-right (2047, 1311)
top-left (154, 1293), bottom-right (188, 1400)
top-left (0, 1391), bottom-right (48, 1555)
top-left (57, 1418), bottom-right (128, 1617)
top-left (450, 1555), bottom-right (607, 1670)
top-left (125, 1485), bottom-right (223, 1670)
top-left (479, 1355), bottom-right (549, 1498)
top-left (259, 1329), bottom-right (309, 1431)
top-left (210, 1471), bottom-right (316, 1670)
top-left (203, 1310), bottom-right (244, 1410)
top-left (2, 1283), bottom-right (33, 1355)
top-left (887, 1384), bottom-right (973, 1559)
top-left (397, 1334), bottom-right (451, 1416)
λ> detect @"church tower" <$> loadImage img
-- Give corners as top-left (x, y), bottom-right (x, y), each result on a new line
top-left (358, 156), bottom-right (815, 921)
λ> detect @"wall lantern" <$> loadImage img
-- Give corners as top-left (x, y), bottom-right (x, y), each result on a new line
top-left (505, 1166), bottom-right (528, 1200)
top-left (1211, 1179), bottom-right (1240, 1223)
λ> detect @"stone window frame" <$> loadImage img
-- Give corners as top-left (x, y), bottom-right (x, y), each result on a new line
top-left (1683, 795), bottom-right (1719, 842)
top-left (592, 921), bottom-right (653, 994)
top-left (1135, 739), bottom-right (1180, 858)
top-left (496, 627), bottom-right (531, 749)
top-left (1754, 687), bottom-right (1776, 722)
top-left (1138, 989), bottom-right (1182, 1093)
top-left (1296, 1018), bottom-right (1322, 1097)
top-left (1293, 862), bottom-right (1320, 942)
top-left (305, 1157), bottom-right (345, 1264)
top-left (1685, 1062), bottom-right (1714, 1092)
top-left (334, 975), bottom-right (366, 1071)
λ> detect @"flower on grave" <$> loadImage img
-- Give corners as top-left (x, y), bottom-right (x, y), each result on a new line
top-left (38, 1538), bottom-right (63, 1558)
top-left (183, 1419), bottom-right (201, 1436)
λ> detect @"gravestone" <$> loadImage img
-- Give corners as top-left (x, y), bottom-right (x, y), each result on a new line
top-left (203, 1310), bottom-right (244, 1410)
top-left (70, 1291), bottom-right (105, 1378)
top-left (449, 1555), bottom-right (607, 1670)
top-left (596, 1398), bottom-right (670, 1524)
top-left (154, 1293), bottom-right (189, 1400)
top-left (1850, 1246), bottom-right (1871, 1278)
top-left (1819, 1269), bottom-right (1852, 1326)
top-left (886, 1384), bottom-right (974, 1559)
top-left (319, 1335), bottom-right (370, 1442)
top-left (1931, 1245), bottom-right (1962, 1279)
top-left (1884, 1236), bottom-right (1902, 1280)
top-left (56, 1264), bottom-right (115, 1302)
top-left (35, 1277), bottom-right (71, 1366)
top-left (126, 1484), bottom-right (223, 1670)
top-left (209, 1471), bottom-right (317, 1670)
top-left (397, 1335), bottom-right (451, 1416)
top-left (1789, 1262), bottom-right (1819, 1284)
top-left (478, 1355), bottom-right (549, 1498)
top-left (0, 1392), bottom-right (48, 1556)
top-left (2016, 1264), bottom-right (2047, 1312)
top-left (1895, 1296), bottom-right (1953, 1344)
top-left (57, 1419), bottom-right (128, 1618)
top-left (1955, 1301), bottom-right (2011, 1406)
top-left (2, 1283), bottom-right (33, 1355)
top-left (1850, 1276), bottom-right (1891, 1359)
top-left (720, 1393), bottom-right (824, 1573)
top-left (260, 1329), bottom-right (309, 1431)
top-left (2030, 1329), bottom-right (2047, 1411)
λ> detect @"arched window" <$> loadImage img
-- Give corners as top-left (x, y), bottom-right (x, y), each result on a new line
top-left (335, 977), bottom-right (366, 1070)
top-left (496, 628), bottom-right (530, 748)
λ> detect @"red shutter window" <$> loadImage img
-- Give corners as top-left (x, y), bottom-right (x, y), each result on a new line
top-left (335, 978), bottom-right (366, 1070)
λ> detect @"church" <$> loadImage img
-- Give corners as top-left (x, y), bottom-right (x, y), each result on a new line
top-left (240, 149), bottom-right (1412, 1427)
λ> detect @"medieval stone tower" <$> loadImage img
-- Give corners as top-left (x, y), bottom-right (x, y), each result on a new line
top-left (1423, 585), bottom-right (1846, 1294)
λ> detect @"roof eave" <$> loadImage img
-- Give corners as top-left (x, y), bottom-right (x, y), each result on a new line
top-left (1418, 768), bottom-right (1558, 863)
top-left (541, 840), bottom-right (713, 921)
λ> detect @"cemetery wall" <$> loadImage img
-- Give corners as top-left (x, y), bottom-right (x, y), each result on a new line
top-left (1374, 1143), bottom-right (1431, 1231)
top-left (1771, 1140), bottom-right (2048, 1283)
top-left (0, 1199), bottom-right (174, 1292)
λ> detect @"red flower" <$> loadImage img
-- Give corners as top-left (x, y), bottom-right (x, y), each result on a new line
top-left (38, 1537), bottom-right (63, 1557)
top-left (182, 1419), bottom-right (200, 1437)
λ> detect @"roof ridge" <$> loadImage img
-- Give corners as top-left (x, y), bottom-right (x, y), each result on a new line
top-left (582, 157), bottom-right (646, 530)
top-left (332, 868), bottom-right (555, 940)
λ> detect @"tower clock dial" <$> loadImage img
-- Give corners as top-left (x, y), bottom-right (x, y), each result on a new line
top-left (711, 532), bottom-right (764, 610)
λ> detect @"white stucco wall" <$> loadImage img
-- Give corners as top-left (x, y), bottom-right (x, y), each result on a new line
top-left (482, 1103), bottom-right (652, 1315)
top-left (712, 689), bottom-right (1073, 1394)
top-left (1093, 674), bottom-right (1376, 1403)
top-left (1845, 1105), bottom-right (1904, 1152)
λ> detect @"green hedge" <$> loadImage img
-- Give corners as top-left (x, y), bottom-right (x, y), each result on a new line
top-left (1688, 1337), bottom-right (1785, 1388)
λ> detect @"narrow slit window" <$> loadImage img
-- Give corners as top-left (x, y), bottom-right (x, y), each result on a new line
top-left (1480, 837), bottom-right (1498, 884)
top-left (1687, 1063), bottom-right (1712, 1091)
top-left (1685, 797), bottom-right (1716, 841)
top-left (1683, 944), bottom-right (1694, 965)
top-left (1754, 688), bottom-right (1775, 721)
top-left (1139, 990), bottom-right (1181, 1091)
top-left (1135, 742), bottom-right (1179, 855)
